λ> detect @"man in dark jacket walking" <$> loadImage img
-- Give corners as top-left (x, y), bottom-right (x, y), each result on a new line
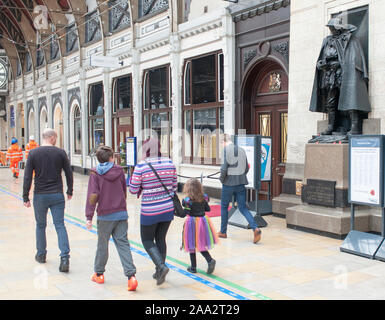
top-left (23, 128), bottom-right (73, 272)
top-left (218, 135), bottom-right (262, 243)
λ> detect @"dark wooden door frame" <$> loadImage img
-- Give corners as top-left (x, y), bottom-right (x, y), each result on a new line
top-left (239, 57), bottom-right (288, 198)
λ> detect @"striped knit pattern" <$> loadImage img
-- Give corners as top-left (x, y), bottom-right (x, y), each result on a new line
top-left (129, 157), bottom-right (177, 225)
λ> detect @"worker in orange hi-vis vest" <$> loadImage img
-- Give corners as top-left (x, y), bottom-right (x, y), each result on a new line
top-left (6, 137), bottom-right (23, 178)
top-left (25, 135), bottom-right (39, 160)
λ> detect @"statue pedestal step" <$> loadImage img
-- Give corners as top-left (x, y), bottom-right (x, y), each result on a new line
top-left (286, 204), bottom-right (371, 239)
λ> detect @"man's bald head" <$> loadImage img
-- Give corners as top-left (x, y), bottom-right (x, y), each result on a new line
top-left (42, 128), bottom-right (57, 146)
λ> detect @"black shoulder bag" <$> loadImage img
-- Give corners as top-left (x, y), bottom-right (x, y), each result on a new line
top-left (146, 161), bottom-right (185, 218)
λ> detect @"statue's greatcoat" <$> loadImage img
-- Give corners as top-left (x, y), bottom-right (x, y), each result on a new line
top-left (309, 28), bottom-right (371, 113)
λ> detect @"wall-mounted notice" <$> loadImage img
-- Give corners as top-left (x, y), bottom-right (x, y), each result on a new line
top-left (261, 137), bottom-right (272, 181)
top-left (349, 136), bottom-right (384, 207)
top-left (126, 137), bottom-right (137, 167)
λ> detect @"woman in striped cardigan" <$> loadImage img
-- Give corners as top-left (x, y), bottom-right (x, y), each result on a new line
top-left (128, 139), bottom-right (177, 285)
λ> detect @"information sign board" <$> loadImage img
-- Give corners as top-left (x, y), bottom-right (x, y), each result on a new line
top-left (261, 137), bottom-right (272, 181)
top-left (234, 135), bottom-right (260, 190)
top-left (126, 137), bottom-right (137, 167)
top-left (349, 135), bottom-right (384, 207)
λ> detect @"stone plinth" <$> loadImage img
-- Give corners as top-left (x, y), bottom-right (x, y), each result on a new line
top-left (304, 143), bottom-right (348, 189)
top-left (288, 144), bottom-right (353, 237)
top-left (302, 144), bottom-right (348, 208)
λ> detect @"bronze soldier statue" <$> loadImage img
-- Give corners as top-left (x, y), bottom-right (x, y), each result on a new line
top-left (309, 17), bottom-right (370, 136)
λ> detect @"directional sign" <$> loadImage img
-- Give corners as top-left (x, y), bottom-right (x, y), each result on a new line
top-left (90, 55), bottom-right (123, 68)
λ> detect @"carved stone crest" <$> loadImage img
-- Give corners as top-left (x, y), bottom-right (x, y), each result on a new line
top-left (273, 41), bottom-right (289, 62)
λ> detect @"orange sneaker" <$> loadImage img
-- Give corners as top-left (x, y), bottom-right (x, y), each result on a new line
top-left (127, 276), bottom-right (138, 291)
top-left (91, 273), bottom-right (104, 284)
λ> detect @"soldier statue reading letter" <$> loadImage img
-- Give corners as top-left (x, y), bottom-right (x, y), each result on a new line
top-left (309, 17), bottom-right (370, 141)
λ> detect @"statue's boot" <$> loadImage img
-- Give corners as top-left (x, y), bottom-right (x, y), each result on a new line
top-left (348, 110), bottom-right (362, 135)
top-left (321, 109), bottom-right (336, 135)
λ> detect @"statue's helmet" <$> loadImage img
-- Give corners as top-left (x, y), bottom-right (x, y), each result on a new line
top-left (326, 17), bottom-right (344, 29)
top-left (326, 17), bottom-right (357, 32)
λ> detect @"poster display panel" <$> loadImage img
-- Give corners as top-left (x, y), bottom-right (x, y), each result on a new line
top-left (261, 137), bottom-right (272, 181)
top-left (234, 135), bottom-right (260, 190)
top-left (126, 137), bottom-right (137, 166)
top-left (349, 135), bottom-right (384, 207)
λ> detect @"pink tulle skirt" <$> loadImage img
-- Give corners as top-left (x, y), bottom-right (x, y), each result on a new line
top-left (182, 216), bottom-right (219, 253)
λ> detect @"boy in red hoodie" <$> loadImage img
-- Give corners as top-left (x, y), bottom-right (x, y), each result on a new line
top-left (85, 146), bottom-right (137, 291)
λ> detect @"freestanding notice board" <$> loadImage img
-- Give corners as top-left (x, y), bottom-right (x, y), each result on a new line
top-left (261, 137), bottom-right (272, 182)
top-left (340, 135), bottom-right (385, 260)
top-left (228, 135), bottom-right (272, 229)
top-left (234, 135), bottom-right (260, 190)
top-left (126, 137), bottom-right (137, 167)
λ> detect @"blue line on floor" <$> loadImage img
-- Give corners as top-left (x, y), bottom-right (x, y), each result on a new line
top-left (0, 185), bottom-right (249, 300)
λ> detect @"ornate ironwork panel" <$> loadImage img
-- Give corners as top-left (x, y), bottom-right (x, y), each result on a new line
top-left (109, 0), bottom-right (131, 32)
top-left (21, 0), bottom-right (34, 9)
top-left (139, 0), bottom-right (169, 18)
top-left (50, 36), bottom-right (60, 60)
top-left (3, 0), bottom-right (22, 21)
top-left (16, 60), bottom-right (22, 77)
top-left (85, 11), bottom-right (102, 43)
top-left (26, 52), bottom-right (32, 72)
top-left (0, 12), bottom-right (25, 49)
top-left (36, 48), bottom-right (45, 67)
top-left (66, 24), bottom-right (79, 53)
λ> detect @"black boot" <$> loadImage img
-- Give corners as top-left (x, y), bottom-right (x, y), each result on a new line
top-left (59, 256), bottom-right (70, 273)
top-left (348, 110), bottom-right (362, 135)
top-left (321, 109), bottom-right (337, 135)
top-left (147, 247), bottom-right (169, 285)
top-left (152, 252), bottom-right (166, 279)
top-left (207, 259), bottom-right (216, 274)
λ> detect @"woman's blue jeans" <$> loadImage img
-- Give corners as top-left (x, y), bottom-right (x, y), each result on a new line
top-left (33, 193), bottom-right (70, 258)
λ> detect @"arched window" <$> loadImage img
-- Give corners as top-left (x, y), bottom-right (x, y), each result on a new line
top-left (112, 75), bottom-right (134, 166)
top-left (53, 105), bottom-right (64, 149)
top-left (143, 65), bottom-right (172, 157)
top-left (182, 51), bottom-right (224, 164)
top-left (73, 105), bottom-right (82, 155)
top-left (40, 107), bottom-right (48, 140)
top-left (89, 82), bottom-right (105, 152)
top-left (28, 109), bottom-right (35, 140)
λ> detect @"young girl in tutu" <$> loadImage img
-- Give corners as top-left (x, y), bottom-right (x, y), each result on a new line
top-left (181, 178), bottom-right (219, 274)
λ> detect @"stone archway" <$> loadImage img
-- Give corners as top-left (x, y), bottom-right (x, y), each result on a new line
top-left (70, 100), bottom-right (81, 155)
top-left (28, 108), bottom-right (35, 141)
top-left (241, 57), bottom-right (289, 198)
top-left (40, 107), bottom-right (49, 140)
top-left (53, 104), bottom-right (64, 149)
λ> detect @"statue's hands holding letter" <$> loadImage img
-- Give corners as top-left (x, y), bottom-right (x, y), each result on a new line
top-left (317, 59), bottom-right (327, 70)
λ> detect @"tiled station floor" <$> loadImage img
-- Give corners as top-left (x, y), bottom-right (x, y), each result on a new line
top-left (1, 169), bottom-right (385, 300)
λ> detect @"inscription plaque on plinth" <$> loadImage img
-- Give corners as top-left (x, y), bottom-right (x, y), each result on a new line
top-left (302, 179), bottom-right (336, 207)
